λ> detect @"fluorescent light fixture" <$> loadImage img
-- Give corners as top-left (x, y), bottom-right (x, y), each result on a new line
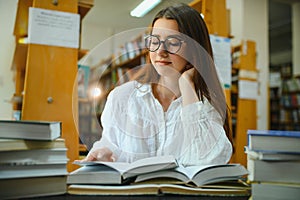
top-left (130, 0), bottom-right (161, 18)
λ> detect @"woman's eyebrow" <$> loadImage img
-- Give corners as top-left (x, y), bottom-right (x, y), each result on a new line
top-left (150, 34), bottom-right (182, 38)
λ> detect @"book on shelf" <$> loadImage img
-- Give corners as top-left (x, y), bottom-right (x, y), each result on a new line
top-left (0, 120), bottom-right (61, 140)
top-left (0, 138), bottom-right (65, 151)
top-left (78, 64), bottom-right (90, 98)
top-left (247, 158), bottom-right (300, 184)
top-left (0, 176), bottom-right (67, 199)
top-left (251, 182), bottom-right (300, 200)
top-left (67, 181), bottom-right (250, 196)
top-left (68, 155), bottom-right (178, 184)
top-left (247, 129), bottom-right (300, 153)
top-left (283, 77), bottom-right (300, 92)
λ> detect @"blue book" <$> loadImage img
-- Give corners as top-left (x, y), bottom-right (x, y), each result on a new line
top-left (248, 129), bottom-right (300, 138)
top-left (247, 130), bottom-right (300, 153)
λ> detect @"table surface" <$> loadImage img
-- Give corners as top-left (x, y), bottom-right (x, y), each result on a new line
top-left (31, 194), bottom-right (251, 200)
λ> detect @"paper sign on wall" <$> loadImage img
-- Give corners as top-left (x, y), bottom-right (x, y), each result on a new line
top-left (210, 35), bottom-right (232, 88)
top-left (28, 7), bottom-right (80, 48)
top-left (238, 80), bottom-right (258, 100)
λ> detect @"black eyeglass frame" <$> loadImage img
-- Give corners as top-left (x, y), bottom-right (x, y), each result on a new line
top-left (144, 35), bottom-right (185, 54)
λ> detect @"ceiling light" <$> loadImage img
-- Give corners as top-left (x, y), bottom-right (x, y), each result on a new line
top-left (130, 0), bottom-right (161, 18)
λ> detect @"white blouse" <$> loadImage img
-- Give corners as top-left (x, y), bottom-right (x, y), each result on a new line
top-left (90, 81), bottom-right (232, 166)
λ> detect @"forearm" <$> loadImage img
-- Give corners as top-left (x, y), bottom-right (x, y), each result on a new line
top-left (179, 75), bottom-right (199, 106)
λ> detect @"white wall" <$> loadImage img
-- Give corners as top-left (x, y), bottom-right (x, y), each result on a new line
top-left (227, 0), bottom-right (269, 130)
top-left (244, 0), bottom-right (269, 130)
top-left (81, 23), bottom-right (113, 52)
top-left (80, 22), bottom-right (113, 66)
top-left (0, 0), bottom-right (18, 120)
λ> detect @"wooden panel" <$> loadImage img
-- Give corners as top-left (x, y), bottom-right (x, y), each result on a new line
top-left (78, 0), bottom-right (94, 19)
top-left (13, 0), bottom-right (33, 37)
top-left (240, 41), bottom-right (256, 71)
top-left (224, 89), bottom-right (231, 107)
top-left (21, 0), bottom-right (79, 172)
top-left (32, 0), bottom-right (77, 12)
top-left (211, 0), bottom-right (228, 37)
top-left (189, 0), bottom-right (229, 37)
top-left (189, 0), bottom-right (204, 13)
top-left (234, 100), bottom-right (257, 166)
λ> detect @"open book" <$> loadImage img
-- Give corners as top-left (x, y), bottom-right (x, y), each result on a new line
top-left (135, 164), bottom-right (248, 187)
top-left (68, 156), bottom-right (248, 187)
top-left (68, 155), bottom-right (178, 184)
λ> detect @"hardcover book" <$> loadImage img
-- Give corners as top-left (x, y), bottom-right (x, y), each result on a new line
top-left (68, 155), bottom-right (178, 184)
top-left (0, 120), bottom-right (61, 140)
top-left (252, 182), bottom-right (300, 200)
top-left (247, 129), bottom-right (300, 153)
top-left (0, 161), bottom-right (68, 179)
top-left (245, 146), bottom-right (300, 161)
top-left (0, 138), bottom-right (65, 151)
top-left (0, 176), bottom-right (67, 199)
top-left (247, 159), bottom-right (300, 183)
top-left (135, 164), bottom-right (248, 187)
top-left (68, 182), bottom-right (251, 196)
top-left (68, 156), bottom-right (248, 187)
top-left (0, 148), bottom-right (68, 165)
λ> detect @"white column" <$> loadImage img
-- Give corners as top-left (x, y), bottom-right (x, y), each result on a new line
top-left (292, 2), bottom-right (300, 76)
top-left (227, 0), bottom-right (269, 130)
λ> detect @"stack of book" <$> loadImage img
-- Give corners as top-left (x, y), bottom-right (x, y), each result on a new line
top-left (246, 129), bottom-right (300, 199)
top-left (67, 155), bottom-right (250, 196)
top-left (0, 120), bottom-right (68, 199)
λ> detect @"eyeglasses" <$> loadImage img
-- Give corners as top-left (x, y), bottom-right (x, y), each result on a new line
top-left (144, 35), bottom-right (185, 54)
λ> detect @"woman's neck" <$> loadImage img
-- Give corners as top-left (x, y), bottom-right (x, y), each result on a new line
top-left (152, 77), bottom-right (181, 111)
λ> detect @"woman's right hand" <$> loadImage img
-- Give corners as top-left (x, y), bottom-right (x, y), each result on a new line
top-left (81, 147), bottom-right (115, 162)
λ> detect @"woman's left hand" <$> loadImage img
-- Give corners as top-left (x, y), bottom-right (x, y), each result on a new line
top-left (179, 68), bottom-right (199, 106)
top-left (179, 67), bottom-right (195, 91)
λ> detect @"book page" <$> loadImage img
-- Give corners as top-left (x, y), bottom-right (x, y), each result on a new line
top-left (74, 160), bottom-right (129, 174)
top-left (73, 155), bottom-right (177, 178)
top-left (175, 165), bottom-right (214, 180)
top-left (124, 155), bottom-right (177, 175)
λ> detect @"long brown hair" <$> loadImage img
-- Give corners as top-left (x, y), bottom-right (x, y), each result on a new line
top-left (137, 4), bottom-right (232, 144)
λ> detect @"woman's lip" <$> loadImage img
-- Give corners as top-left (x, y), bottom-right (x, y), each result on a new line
top-left (155, 61), bottom-right (172, 65)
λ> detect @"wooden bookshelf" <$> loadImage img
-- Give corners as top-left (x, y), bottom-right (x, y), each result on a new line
top-left (11, 0), bottom-right (93, 172)
top-left (279, 76), bottom-right (300, 130)
top-left (230, 40), bottom-right (257, 167)
top-left (269, 64), bottom-right (300, 131)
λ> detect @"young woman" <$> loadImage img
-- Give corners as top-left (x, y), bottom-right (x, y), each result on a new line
top-left (82, 4), bottom-right (233, 166)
